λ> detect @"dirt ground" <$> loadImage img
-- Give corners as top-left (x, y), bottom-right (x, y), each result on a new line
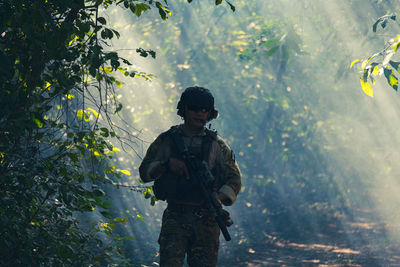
top-left (218, 211), bottom-right (400, 266)
top-left (143, 210), bottom-right (400, 267)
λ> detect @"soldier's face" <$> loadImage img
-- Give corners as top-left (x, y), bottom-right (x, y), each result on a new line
top-left (184, 105), bottom-right (210, 129)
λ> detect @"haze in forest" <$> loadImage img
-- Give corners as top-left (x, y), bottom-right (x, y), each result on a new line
top-left (101, 0), bottom-right (400, 265)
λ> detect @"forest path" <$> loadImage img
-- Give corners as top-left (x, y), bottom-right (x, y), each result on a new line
top-left (220, 211), bottom-right (400, 266)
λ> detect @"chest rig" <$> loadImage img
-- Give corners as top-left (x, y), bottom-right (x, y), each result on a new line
top-left (169, 125), bottom-right (217, 164)
top-left (165, 126), bottom-right (217, 204)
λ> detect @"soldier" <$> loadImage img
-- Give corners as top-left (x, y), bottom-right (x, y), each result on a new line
top-left (139, 86), bottom-right (241, 267)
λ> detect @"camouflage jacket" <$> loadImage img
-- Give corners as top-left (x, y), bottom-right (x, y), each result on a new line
top-left (139, 124), bottom-right (241, 206)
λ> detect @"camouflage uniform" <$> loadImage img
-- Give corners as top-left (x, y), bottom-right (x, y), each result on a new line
top-left (139, 124), bottom-right (241, 267)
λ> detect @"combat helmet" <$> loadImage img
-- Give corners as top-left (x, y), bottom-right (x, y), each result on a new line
top-left (177, 86), bottom-right (219, 121)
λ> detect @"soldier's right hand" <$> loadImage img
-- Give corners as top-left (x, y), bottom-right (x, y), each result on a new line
top-left (168, 158), bottom-right (190, 179)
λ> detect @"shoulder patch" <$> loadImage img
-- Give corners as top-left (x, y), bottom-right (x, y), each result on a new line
top-left (214, 136), bottom-right (236, 162)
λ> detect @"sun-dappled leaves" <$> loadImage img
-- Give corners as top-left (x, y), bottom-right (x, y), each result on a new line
top-left (384, 68), bottom-right (399, 90)
top-left (120, 169), bottom-right (131, 176)
top-left (389, 60), bottom-right (400, 73)
top-left (372, 14), bottom-right (396, 33)
top-left (350, 59), bottom-right (360, 69)
top-left (360, 78), bottom-right (374, 97)
top-left (353, 13), bottom-right (400, 94)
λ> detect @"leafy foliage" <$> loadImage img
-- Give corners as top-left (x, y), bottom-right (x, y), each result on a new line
top-left (1, 0), bottom-right (234, 264)
top-left (351, 13), bottom-right (400, 96)
top-left (0, 0), bottom-right (224, 265)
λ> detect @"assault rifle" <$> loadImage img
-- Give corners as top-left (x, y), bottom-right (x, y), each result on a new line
top-left (170, 130), bottom-right (232, 241)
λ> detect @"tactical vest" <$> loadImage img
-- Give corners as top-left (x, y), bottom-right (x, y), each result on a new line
top-left (153, 126), bottom-right (218, 204)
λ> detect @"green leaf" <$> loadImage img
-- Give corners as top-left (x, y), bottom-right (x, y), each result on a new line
top-left (105, 52), bottom-right (119, 61)
top-left (114, 217), bottom-right (127, 224)
top-left (373, 18), bottom-right (382, 33)
top-left (97, 17), bottom-right (106, 25)
top-left (101, 201), bottom-right (111, 209)
top-left (360, 78), bottom-right (374, 97)
top-left (101, 211), bottom-right (113, 219)
top-left (100, 127), bottom-right (109, 137)
top-left (144, 188), bottom-right (152, 198)
top-left (100, 127), bottom-right (109, 133)
top-left (93, 150), bottom-right (102, 156)
top-left (370, 63), bottom-right (379, 76)
top-left (264, 39), bottom-right (280, 47)
top-left (226, 1), bottom-right (235, 11)
top-left (389, 61), bottom-right (400, 73)
top-left (66, 93), bottom-right (75, 99)
top-left (115, 103), bottom-right (123, 113)
top-left (215, 0), bottom-right (223, 5)
top-left (394, 41), bottom-right (400, 52)
top-left (100, 28), bottom-right (113, 39)
top-left (362, 68), bottom-right (369, 82)
top-left (136, 214), bottom-right (144, 221)
top-left (76, 109), bottom-right (90, 121)
top-left (103, 66), bottom-right (113, 73)
top-left (361, 59), bottom-right (369, 69)
top-left (87, 108), bottom-right (99, 118)
top-left (350, 59), bottom-right (359, 69)
top-left (373, 15), bottom-right (396, 33)
top-left (112, 29), bottom-right (120, 39)
top-left (111, 59), bottom-right (120, 69)
top-left (77, 109), bottom-right (84, 120)
top-left (266, 46), bottom-right (279, 57)
top-left (133, 3), bottom-right (151, 17)
top-left (156, 2), bottom-right (171, 21)
top-left (106, 28), bottom-right (114, 39)
top-left (101, 29), bottom-right (107, 39)
top-left (151, 196), bottom-right (156, 206)
top-left (32, 115), bottom-right (44, 128)
top-left (381, 18), bottom-right (388, 29)
top-left (384, 68), bottom-right (399, 91)
top-left (136, 48), bottom-right (156, 58)
top-left (89, 66), bottom-right (97, 77)
top-left (120, 169), bottom-right (131, 176)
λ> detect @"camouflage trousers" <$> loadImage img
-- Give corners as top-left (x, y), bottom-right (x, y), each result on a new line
top-left (158, 204), bottom-right (220, 267)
